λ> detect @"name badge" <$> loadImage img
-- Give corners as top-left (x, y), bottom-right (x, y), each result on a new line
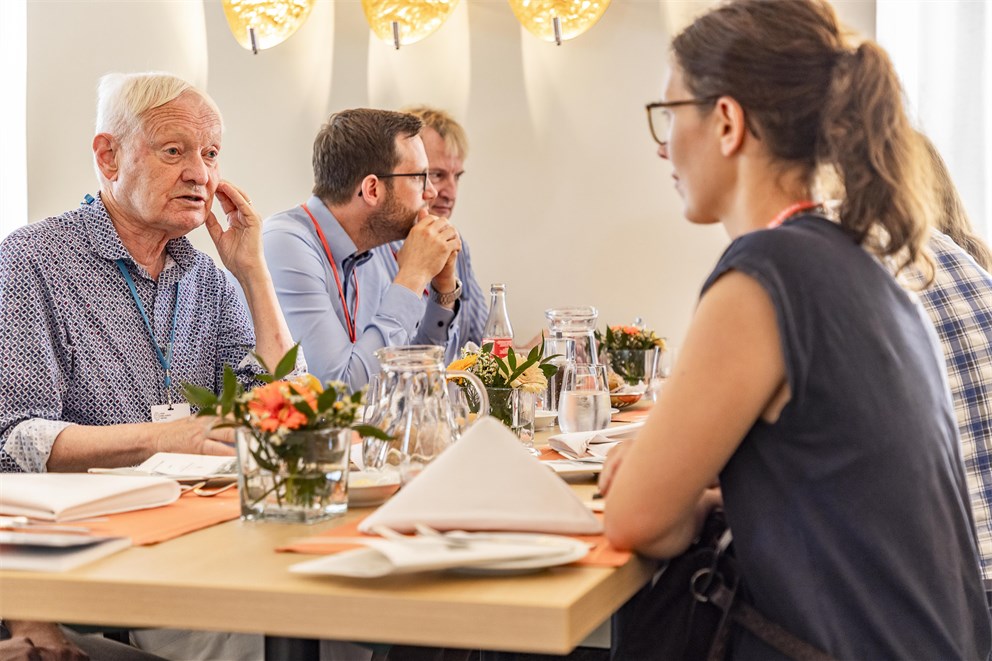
top-left (151, 402), bottom-right (192, 423)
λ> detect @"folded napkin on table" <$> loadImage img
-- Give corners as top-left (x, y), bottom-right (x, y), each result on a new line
top-left (0, 474), bottom-right (181, 522)
top-left (289, 534), bottom-right (578, 578)
top-left (547, 422), bottom-right (645, 459)
top-left (358, 417), bottom-right (602, 535)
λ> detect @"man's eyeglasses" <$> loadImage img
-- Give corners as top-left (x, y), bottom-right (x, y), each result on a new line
top-left (376, 171), bottom-right (430, 193)
top-left (645, 97), bottom-right (718, 146)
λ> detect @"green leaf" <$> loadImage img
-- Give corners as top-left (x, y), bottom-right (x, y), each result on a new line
top-left (272, 344), bottom-right (300, 380)
top-left (540, 363), bottom-right (558, 380)
top-left (255, 374), bottom-right (274, 384)
top-left (252, 351), bottom-right (271, 375)
top-left (481, 342), bottom-right (494, 354)
top-left (181, 382), bottom-right (219, 415)
top-left (220, 365), bottom-right (238, 415)
top-left (507, 349), bottom-right (517, 371)
top-left (317, 387), bottom-right (338, 413)
top-left (527, 344), bottom-right (540, 363)
top-left (354, 424), bottom-right (392, 441)
top-left (293, 397), bottom-right (316, 421)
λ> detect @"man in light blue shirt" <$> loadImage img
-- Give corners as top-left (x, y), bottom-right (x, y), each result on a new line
top-left (263, 109), bottom-right (465, 390)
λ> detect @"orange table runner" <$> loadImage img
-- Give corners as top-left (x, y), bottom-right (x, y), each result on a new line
top-left (80, 489), bottom-right (240, 546)
top-left (277, 513), bottom-right (631, 567)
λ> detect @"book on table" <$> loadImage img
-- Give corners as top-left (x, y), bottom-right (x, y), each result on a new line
top-left (0, 530), bottom-right (131, 572)
top-left (0, 473), bottom-right (181, 522)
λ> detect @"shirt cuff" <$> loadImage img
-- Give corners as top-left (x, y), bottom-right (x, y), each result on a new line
top-left (4, 418), bottom-right (74, 473)
top-left (420, 299), bottom-right (459, 344)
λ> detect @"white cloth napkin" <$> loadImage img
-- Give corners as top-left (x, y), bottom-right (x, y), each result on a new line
top-left (290, 535), bottom-right (575, 578)
top-left (358, 417), bottom-right (602, 535)
top-left (547, 422), bottom-right (645, 459)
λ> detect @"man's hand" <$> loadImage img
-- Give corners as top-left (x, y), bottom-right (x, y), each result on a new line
top-left (395, 209), bottom-right (460, 296)
top-left (152, 416), bottom-right (235, 456)
top-left (2, 622), bottom-right (89, 661)
top-left (205, 180), bottom-right (264, 282)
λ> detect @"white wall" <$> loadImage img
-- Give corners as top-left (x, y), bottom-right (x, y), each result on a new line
top-left (25, 0), bottom-right (876, 347)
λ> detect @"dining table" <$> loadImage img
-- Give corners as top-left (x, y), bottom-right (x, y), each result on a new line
top-left (0, 403), bottom-right (657, 659)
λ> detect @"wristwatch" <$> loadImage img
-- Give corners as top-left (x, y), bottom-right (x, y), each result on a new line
top-left (431, 278), bottom-right (463, 306)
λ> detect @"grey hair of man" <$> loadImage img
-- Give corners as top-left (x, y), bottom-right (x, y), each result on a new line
top-left (93, 72), bottom-right (224, 181)
top-left (401, 105), bottom-right (469, 160)
top-left (312, 108), bottom-right (424, 206)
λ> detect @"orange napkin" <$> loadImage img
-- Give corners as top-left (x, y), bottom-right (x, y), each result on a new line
top-left (81, 489), bottom-right (240, 546)
top-left (278, 513), bottom-right (631, 567)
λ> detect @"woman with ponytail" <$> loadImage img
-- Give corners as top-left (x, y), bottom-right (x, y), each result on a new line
top-left (600, 1), bottom-right (991, 658)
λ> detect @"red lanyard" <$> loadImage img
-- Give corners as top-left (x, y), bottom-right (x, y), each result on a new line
top-left (767, 200), bottom-right (818, 229)
top-left (301, 203), bottom-right (359, 343)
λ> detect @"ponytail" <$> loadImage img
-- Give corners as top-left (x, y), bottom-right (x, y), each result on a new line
top-left (819, 42), bottom-right (935, 272)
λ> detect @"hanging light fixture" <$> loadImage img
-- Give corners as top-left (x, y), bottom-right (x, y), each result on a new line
top-left (361, 0), bottom-right (459, 50)
top-left (222, 0), bottom-right (315, 54)
top-left (507, 0), bottom-right (610, 45)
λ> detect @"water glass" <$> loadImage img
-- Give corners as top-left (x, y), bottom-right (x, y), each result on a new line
top-left (510, 389), bottom-right (537, 452)
top-left (538, 336), bottom-right (575, 414)
top-left (557, 363), bottom-right (612, 433)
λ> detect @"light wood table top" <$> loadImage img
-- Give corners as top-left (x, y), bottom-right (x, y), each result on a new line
top-left (0, 424), bottom-right (655, 654)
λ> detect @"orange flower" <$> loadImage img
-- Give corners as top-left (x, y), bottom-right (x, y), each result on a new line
top-left (610, 325), bottom-right (641, 336)
top-left (248, 382), bottom-right (308, 432)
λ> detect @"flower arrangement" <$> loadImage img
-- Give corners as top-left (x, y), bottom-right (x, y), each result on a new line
top-left (448, 342), bottom-right (559, 427)
top-left (596, 325), bottom-right (668, 387)
top-left (182, 345), bottom-right (389, 521)
top-left (595, 325), bottom-right (667, 352)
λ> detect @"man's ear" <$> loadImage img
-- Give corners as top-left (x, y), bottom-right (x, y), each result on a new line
top-left (714, 97), bottom-right (747, 157)
top-left (93, 133), bottom-right (120, 181)
top-left (358, 174), bottom-right (382, 207)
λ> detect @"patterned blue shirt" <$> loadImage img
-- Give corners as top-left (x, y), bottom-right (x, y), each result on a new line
top-left (386, 237), bottom-right (488, 363)
top-left (0, 195), bottom-right (269, 472)
top-left (263, 196), bottom-right (463, 391)
top-left (904, 230), bottom-right (992, 579)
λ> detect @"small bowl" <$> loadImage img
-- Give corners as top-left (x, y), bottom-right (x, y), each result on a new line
top-left (534, 410), bottom-right (556, 431)
top-left (610, 391), bottom-right (643, 410)
top-left (349, 470), bottom-right (401, 507)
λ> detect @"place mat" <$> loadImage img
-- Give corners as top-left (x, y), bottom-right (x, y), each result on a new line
top-left (277, 513), bottom-right (631, 567)
top-left (612, 407), bottom-right (652, 423)
top-left (80, 489), bottom-right (240, 546)
top-left (539, 447), bottom-right (568, 461)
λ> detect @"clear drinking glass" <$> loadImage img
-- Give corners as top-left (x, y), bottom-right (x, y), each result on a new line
top-left (557, 363), bottom-right (612, 433)
top-left (538, 335), bottom-right (575, 414)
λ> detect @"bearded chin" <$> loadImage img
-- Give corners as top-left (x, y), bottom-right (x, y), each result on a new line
top-left (365, 201), bottom-right (417, 246)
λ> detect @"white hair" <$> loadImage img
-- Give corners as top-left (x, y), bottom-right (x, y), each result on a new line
top-left (93, 72), bottom-right (223, 182)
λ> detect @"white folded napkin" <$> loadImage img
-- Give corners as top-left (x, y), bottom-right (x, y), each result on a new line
top-left (547, 422), bottom-right (645, 459)
top-left (359, 417), bottom-right (602, 535)
top-left (0, 474), bottom-right (181, 522)
top-left (289, 535), bottom-right (575, 578)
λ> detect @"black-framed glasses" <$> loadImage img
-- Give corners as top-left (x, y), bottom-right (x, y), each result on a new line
top-left (645, 97), bottom-right (718, 146)
top-left (375, 171), bottom-right (430, 193)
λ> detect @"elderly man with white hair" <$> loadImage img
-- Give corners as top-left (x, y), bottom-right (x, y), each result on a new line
top-left (0, 71), bottom-right (300, 658)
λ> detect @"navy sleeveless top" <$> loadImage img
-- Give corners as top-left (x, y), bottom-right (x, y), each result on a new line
top-left (701, 215), bottom-right (991, 660)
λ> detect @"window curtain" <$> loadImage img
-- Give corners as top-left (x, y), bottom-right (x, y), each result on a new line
top-left (877, 0), bottom-right (992, 243)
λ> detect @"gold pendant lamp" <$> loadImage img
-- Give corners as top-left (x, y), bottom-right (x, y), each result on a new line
top-left (222, 0), bottom-right (315, 54)
top-left (361, 0), bottom-right (460, 49)
top-left (507, 0), bottom-right (611, 45)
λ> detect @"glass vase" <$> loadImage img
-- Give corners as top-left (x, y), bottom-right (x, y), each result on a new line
top-left (481, 386), bottom-right (536, 450)
top-left (235, 427), bottom-right (351, 523)
top-left (608, 347), bottom-right (660, 387)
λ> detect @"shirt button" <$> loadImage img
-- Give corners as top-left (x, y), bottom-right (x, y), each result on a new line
top-left (437, 321), bottom-right (444, 328)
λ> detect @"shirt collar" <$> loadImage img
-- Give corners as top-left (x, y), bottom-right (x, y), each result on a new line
top-left (82, 192), bottom-right (198, 277)
top-left (305, 195), bottom-right (371, 269)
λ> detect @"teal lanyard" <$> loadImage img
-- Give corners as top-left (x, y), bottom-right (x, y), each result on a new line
top-left (115, 259), bottom-right (180, 404)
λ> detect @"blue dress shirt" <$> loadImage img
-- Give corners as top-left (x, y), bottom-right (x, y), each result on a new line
top-left (263, 196), bottom-right (462, 390)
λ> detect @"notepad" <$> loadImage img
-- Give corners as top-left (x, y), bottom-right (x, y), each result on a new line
top-left (0, 474), bottom-right (181, 522)
top-left (0, 530), bottom-right (131, 572)
top-left (89, 452), bottom-right (237, 483)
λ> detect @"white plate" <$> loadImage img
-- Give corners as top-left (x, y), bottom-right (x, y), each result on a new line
top-left (449, 534), bottom-right (590, 575)
top-left (544, 459), bottom-right (605, 476)
top-left (288, 533), bottom-right (589, 578)
top-left (348, 471), bottom-right (401, 507)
